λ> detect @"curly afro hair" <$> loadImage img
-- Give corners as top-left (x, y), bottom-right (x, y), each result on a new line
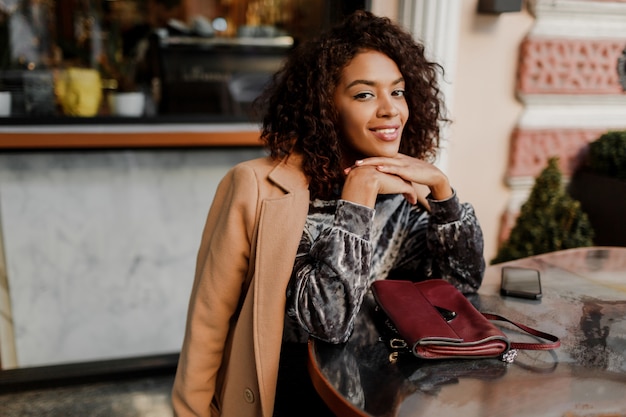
top-left (256, 10), bottom-right (447, 200)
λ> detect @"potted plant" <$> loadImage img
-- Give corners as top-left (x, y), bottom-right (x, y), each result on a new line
top-left (101, 25), bottom-right (147, 117)
top-left (567, 130), bottom-right (626, 247)
top-left (0, 9), bottom-right (12, 116)
top-left (0, 88), bottom-right (9, 116)
top-left (107, 61), bottom-right (145, 117)
top-left (492, 157), bottom-right (594, 264)
top-left (0, 68), bottom-right (10, 116)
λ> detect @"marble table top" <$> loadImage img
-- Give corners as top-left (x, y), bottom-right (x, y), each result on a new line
top-left (309, 247), bottom-right (626, 417)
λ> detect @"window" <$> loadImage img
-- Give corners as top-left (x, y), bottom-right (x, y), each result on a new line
top-left (0, 0), bottom-right (365, 121)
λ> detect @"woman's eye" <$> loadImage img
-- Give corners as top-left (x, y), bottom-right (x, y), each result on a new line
top-left (392, 89), bottom-right (405, 97)
top-left (353, 92), bottom-right (374, 100)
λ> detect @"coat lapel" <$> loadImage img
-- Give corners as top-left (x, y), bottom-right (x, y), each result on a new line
top-left (253, 155), bottom-right (310, 417)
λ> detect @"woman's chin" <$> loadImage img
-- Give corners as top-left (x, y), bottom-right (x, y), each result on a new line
top-left (374, 148), bottom-right (400, 158)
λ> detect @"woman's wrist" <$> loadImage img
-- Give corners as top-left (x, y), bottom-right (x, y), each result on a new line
top-left (428, 174), bottom-right (453, 201)
top-left (341, 178), bottom-right (378, 208)
top-left (341, 168), bottom-right (380, 208)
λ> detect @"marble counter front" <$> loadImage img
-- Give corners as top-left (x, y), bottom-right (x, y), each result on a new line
top-left (0, 146), bottom-right (265, 368)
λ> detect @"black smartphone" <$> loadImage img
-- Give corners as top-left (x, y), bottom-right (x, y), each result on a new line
top-left (500, 267), bottom-right (542, 300)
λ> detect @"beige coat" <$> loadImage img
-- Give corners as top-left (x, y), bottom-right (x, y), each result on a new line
top-left (172, 154), bottom-right (310, 417)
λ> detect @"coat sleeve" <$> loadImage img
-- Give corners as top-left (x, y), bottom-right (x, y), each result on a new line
top-left (172, 164), bottom-right (259, 417)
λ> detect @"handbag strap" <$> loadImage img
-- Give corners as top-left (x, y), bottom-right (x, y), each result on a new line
top-left (482, 313), bottom-right (561, 351)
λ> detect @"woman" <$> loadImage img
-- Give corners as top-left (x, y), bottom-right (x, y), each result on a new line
top-left (172, 10), bottom-right (485, 417)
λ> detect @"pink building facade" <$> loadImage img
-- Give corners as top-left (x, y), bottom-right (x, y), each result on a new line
top-left (500, 0), bottom-right (626, 244)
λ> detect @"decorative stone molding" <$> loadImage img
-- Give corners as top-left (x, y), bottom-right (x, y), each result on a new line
top-left (507, 128), bottom-right (606, 178)
top-left (517, 95), bottom-right (626, 127)
top-left (528, 0), bottom-right (626, 39)
top-left (619, 46), bottom-right (626, 90)
top-left (518, 37), bottom-right (626, 94)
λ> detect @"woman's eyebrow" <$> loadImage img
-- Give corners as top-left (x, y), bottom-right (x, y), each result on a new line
top-left (346, 79), bottom-right (375, 89)
top-left (345, 77), bottom-right (405, 89)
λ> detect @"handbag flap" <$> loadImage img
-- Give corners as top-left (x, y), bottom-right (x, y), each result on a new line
top-left (414, 279), bottom-right (507, 345)
top-left (372, 279), bottom-right (508, 350)
top-left (372, 279), bottom-right (462, 344)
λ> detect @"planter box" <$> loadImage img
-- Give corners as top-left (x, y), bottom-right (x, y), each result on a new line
top-left (568, 170), bottom-right (626, 247)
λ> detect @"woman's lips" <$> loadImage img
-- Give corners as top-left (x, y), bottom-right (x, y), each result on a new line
top-left (371, 127), bottom-right (400, 141)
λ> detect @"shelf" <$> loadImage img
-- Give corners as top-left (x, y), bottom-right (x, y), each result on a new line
top-left (0, 123), bottom-right (263, 149)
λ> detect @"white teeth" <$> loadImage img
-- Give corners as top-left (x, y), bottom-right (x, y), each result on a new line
top-left (376, 128), bottom-right (395, 134)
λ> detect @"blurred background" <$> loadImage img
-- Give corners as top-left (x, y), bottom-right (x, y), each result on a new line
top-left (0, 2), bottom-right (625, 413)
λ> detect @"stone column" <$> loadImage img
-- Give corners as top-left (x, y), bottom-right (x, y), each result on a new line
top-left (398, 0), bottom-right (463, 172)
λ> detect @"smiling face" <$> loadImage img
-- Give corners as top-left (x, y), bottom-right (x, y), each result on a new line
top-left (333, 50), bottom-right (409, 166)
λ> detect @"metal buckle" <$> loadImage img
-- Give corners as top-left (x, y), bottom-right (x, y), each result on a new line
top-left (390, 338), bottom-right (408, 349)
top-left (501, 349), bottom-right (518, 363)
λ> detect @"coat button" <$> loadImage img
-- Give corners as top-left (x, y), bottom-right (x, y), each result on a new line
top-left (244, 388), bottom-right (255, 403)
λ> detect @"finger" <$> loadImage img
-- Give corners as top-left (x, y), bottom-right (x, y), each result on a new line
top-left (344, 159), bottom-right (367, 175)
top-left (376, 164), bottom-right (403, 175)
top-left (400, 181), bottom-right (418, 205)
top-left (403, 192), bottom-right (417, 205)
top-left (355, 157), bottom-right (400, 168)
top-left (380, 175), bottom-right (417, 201)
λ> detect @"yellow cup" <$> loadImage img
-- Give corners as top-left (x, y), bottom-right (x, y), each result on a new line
top-left (55, 68), bottom-right (102, 117)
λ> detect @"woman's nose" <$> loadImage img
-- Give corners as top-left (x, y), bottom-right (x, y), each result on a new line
top-left (376, 96), bottom-right (400, 118)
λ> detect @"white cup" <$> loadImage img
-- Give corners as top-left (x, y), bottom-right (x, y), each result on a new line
top-left (0, 92), bottom-right (11, 117)
top-left (109, 92), bottom-right (145, 117)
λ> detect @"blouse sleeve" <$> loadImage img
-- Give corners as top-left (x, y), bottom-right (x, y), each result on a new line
top-left (394, 191), bottom-right (485, 293)
top-left (286, 200), bottom-right (375, 343)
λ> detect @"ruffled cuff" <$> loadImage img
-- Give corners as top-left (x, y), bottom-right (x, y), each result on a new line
top-left (427, 189), bottom-right (462, 223)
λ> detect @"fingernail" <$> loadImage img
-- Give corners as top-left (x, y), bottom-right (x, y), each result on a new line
top-left (355, 160), bottom-right (363, 166)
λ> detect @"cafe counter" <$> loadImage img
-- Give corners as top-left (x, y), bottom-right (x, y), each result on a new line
top-left (0, 124), bottom-right (265, 370)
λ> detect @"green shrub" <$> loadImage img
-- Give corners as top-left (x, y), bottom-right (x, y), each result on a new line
top-left (586, 130), bottom-right (626, 180)
top-left (492, 157), bottom-right (594, 264)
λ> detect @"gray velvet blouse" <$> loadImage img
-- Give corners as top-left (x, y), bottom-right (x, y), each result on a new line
top-left (284, 191), bottom-right (485, 344)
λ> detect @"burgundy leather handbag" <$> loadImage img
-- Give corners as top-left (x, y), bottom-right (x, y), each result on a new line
top-left (371, 279), bottom-right (560, 363)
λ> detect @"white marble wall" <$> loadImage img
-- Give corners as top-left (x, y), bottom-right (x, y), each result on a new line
top-left (0, 148), bottom-right (265, 368)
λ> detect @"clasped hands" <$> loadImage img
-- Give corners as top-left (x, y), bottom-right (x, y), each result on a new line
top-left (342, 153), bottom-right (453, 208)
